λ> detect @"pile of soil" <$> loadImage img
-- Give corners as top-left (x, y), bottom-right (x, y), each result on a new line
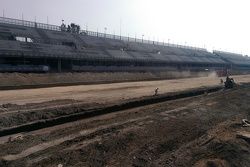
top-left (0, 71), bottom-right (213, 89)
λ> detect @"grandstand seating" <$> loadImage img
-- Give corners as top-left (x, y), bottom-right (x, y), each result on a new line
top-left (0, 16), bottom-right (249, 72)
top-left (213, 51), bottom-right (250, 66)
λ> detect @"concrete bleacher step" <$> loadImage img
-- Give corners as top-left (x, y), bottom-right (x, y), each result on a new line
top-left (101, 49), bottom-right (115, 58)
top-left (106, 49), bottom-right (134, 60)
top-left (19, 42), bottom-right (43, 52)
top-left (35, 28), bottom-right (51, 44)
top-left (72, 33), bottom-right (88, 46)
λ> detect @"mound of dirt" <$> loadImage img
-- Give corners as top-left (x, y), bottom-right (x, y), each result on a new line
top-left (170, 118), bottom-right (250, 167)
top-left (0, 71), bottom-right (214, 89)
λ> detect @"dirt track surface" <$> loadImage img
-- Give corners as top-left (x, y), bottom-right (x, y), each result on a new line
top-left (0, 75), bottom-right (249, 130)
top-left (0, 84), bottom-right (250, 167)
top-left (1, 75), bottom-right (250, 105)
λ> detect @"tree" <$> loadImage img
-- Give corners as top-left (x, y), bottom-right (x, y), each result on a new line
top-left (67, 25), bottom-right (71, 32)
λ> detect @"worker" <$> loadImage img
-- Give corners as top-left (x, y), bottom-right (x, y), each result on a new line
top-left (220, 79), bottom-right (224, 85)
top-left (154, 88), bottom-right (159, 96)
top-left (224, 75), bottom-right (234, 89)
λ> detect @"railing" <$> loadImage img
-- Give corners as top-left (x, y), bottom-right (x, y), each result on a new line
top-left (79, 29), bottom-right (206, 51)
top-left (213, 50), bottom-right (242, 56)
top-left (0, 17), bottom-right (61, 31)
top-left (0, 16), bottom-right (206, 51)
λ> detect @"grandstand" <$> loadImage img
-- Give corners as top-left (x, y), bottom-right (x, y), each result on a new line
top-left (213, 51), bottom-right (250, 71)
top-left (0, 16), bottom-right (249, 73)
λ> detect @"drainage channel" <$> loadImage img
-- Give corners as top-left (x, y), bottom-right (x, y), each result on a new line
top-left (0, 86), bottom-right (222, 137)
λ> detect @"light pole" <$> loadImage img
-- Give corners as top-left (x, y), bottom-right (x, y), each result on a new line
top-left (142, 34), bottom-right (144, 43)
top-left (61, 19), bottom-right (65, 31)
top-left (168, 39), bottom-right (170, 46)
top-left (34, 16), bottom-right (37, 28)
top-left (85, 23), bottom-right (88, 32)
top-left (22, 13), bottom-right (24, 25)
top-left (104, 27), bottom-right (107, 37)
top-left (120, 18), bottom-right (122, 40)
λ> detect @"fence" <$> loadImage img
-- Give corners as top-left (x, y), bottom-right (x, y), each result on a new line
top-left (0, 16), bottom-right (206, 51)
top-left (0, 16), bottom-right (61, 31)
top-left (80, 29), bottom-right (205, 51)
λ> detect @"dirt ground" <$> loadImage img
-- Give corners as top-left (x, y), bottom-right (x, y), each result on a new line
top-left (0, 75), bottom-right (250, 167)
top-left (0, 75), bottom-right (250, 131)
top-left (0, 84), bottom-right (250, 167)
top-left (1, 75), bottom-right (250, 105)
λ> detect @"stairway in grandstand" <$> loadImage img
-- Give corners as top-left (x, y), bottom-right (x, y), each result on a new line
top-left (35, 28), bottom-right (51, 44)
top-left (71, 33), bottom-right (88, 46)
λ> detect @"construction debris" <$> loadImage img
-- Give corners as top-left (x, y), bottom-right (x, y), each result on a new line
top-left (236, 132), bottom-right (250, 143)
top-left (242, 119), bottom-right (250, 127)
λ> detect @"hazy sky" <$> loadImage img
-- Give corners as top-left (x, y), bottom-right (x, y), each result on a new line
top-left (1, 0), bottom-right (250, 55)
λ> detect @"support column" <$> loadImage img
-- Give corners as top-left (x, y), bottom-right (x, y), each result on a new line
top-left (44, 58), bottom-right (47, 65)
top-left (58, 59), bottom-right (62, 72)
top-left (23, 56), bottom-right (26, 65)
top-left (71, 60), bottom-right (73, 71)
